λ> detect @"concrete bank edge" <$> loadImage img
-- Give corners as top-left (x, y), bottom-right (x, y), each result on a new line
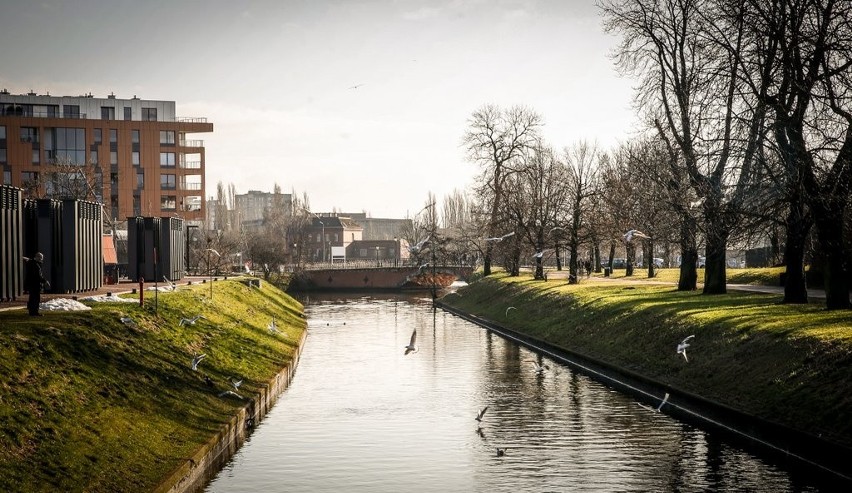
top-left (152, 326), bottom-right (309, 493)
top-left (436, 300), bottom-right (852, 484)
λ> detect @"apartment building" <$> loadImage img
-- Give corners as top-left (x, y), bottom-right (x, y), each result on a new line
top-left (0, 90), bottom-right (213, 223)
top-left (235, 189), bottom-right (292, 230)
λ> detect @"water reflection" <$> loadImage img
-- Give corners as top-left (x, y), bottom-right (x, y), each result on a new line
top-left (205, 293), bottom-right (823, 492)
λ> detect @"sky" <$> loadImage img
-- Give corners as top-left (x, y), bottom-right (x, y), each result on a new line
top-left (0, 0), bottom-right (639, 219)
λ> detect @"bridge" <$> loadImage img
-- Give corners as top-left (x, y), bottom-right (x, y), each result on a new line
top-left (288, 264), bottom-right (475, 291)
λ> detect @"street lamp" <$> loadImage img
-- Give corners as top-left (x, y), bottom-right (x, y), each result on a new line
top-left (375, 246), bottom-right (380, 268)
top-left (206, 243), bottom-right (220, 300)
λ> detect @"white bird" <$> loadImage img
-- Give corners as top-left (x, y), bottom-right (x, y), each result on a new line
top-left (417, 263), bottom-right (430, 275)
top-left (206, 248), bottom-right (221, 257)
top-left (218, 390), bottom-right (243, 400)
top-left (409, 237), bottom-right (430, 254)
top-left (229, 377), bottom-right (243, 391)
top-left (191, 353), bottom-right (206, 371)
top-left (475, 406), bottom-right (488, 423)
top-left (268, 317), bottom-right (278, 333)
top-left (485, 232), bottom-right (515, 242)
top-left (163, 276), bottom-right (176, 290)
top-left (624, 229), bottom-right (651, 242)
top-left (533, 251), bottom-right (544, 258)
top-left (506, 306), bottom-right (516, 317)
top-left (677, 335), bottom-right (695, 362)
top-left (348, 83), bottom-right (365, 89)
top-left (404, 329), bottom-right (418, 355)
top-left (531, 361), bottom-right (549, 375)
top-left (656, 392), bottom-right (670, 412)
top-left (179, 315), bottom-right (204, 326)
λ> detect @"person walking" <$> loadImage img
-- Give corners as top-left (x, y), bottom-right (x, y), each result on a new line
top-left (25, 252), bottom-right (49, 316)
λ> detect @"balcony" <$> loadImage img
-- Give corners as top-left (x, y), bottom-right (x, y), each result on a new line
top-left (179, 139), bottom-right (204, 148)
top-left (180, 160), bottom-right (202, 169)
top-left (177, 117), bottom-right (208, 123)
top-left (181, 182), bottom-right (203, 191)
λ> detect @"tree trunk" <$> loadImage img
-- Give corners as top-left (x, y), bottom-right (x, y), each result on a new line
top-left (703, 220), bottom-right (728, 294)
top-left (625, 242), bottom-right (635, 277)
top-left (814, 214), bottom-right (851, 309)
top-left (555, 241), bottom-right (562, 271)
top-left (678, 216), bottom-right (698, 291)
top-left (647, 240), bottom-right (655, 278)
top-left (568, 240), bottom-right (579, 284)
top-left (782, 201), bottom-right (809, 304)
top-left (594, 242), bottom-right (602, 272)
top-left (483, 243), bottom-right (493, 276)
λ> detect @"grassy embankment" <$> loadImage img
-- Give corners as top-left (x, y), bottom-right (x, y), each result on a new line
top-left (603, 266), bottom-right (787, 286)
top-left (0, 278), bottom-right (305, 493)
top-left (441, 272), bottom-right (852, 449)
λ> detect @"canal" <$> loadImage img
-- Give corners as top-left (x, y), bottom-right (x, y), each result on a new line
top-left (205, 292), bottom-right (826, 492)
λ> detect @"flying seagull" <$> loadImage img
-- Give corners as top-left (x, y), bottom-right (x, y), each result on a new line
top-left (417, 263), bottom-right (430, 275)
top-left (218, 390), bottom-right (244, 400)
top-left (348, 83), bottom-right (365, 89)
top-left (506, 306), bottom-right (516, 317)
top-left (656, 392), bottom-right (670, 412)
top-left (179, 315), bottom-right (204, 326)
top-left (229, 377), bottom-right (243, 391)
top-left (677, 335), bottom-right (695, 362)
top-left (409, 237), bottom-right (430, 254)
top-left (268, 317), bottom-right (279, 333)
top-left (485, 232), bottom-right (515, 242)
top-left (404, 329), bottom-right (418, 355)
top-left (163, 276), bottom-right (176, 290)
top-left (191, 353), bottom-right (206, 371)
top-left (623, 229), bottom-right (651, 242)
top-left (531, 361), bottom-right (549, 375)
top-left (475, 406), bottom-right (489, 423)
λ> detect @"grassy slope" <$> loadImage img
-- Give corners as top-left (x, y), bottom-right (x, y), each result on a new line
top-left (442, 273), bottom-right (852, 448)
top-left (606, 266), bottom-right (787, 285)
top-left (0, 278), bottom-right (305, 493)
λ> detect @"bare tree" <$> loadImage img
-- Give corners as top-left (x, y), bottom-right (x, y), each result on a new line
top-left (463, 104), bottom-right (543, 276)
top-left (563, 141), bottom-right (601, 283)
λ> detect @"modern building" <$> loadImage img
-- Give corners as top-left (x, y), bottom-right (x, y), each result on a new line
top-left (0, 90), bottom-right (213, 224)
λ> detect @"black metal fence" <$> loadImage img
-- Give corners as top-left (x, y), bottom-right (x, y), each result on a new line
top-left (127, 216), bottom-right (185, 283)
top-left (0, 185), bottom-right (24, 301)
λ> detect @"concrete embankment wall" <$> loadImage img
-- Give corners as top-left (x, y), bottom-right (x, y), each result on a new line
top-left (436, 300), bottom-right (852, 485)
top-left (153, 327), bottom-right (308, 493)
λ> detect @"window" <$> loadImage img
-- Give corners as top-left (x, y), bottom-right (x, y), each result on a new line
top-left (20, 127), bottom-right (38, 143)
top-left (47, 127), bottom-right (86, 164)
top-left (132, 130), bottom-right (140, 144)
top-left (0, 149), bottom-right (6, 163)
top-left (132, 151), bottom-right (140, 166)
top-left (3, 170), bottom-right (10, 185)
top-left (101, 107), bottom-right (115, 120)
top-left (124, 107), bottom-right (132, 120)
top-left (63, 105), bottom-right (80, 118)
top-left (94, 128), bottom-right (102, 144)
top-left (0, 126), bottom-right (5, 139)
top-left (159, 130), bottom-right (175, 145)
top-left (110, 151), bottom-right (118, 165)
top-left (133, 195), bottom-right (141, 216)
top-left (136, 172), bottom-right (144, 189)
top-left (160, 174), bottom-right (176, 190)
top-left (22, 171), bottom-right (39, 184)
top-left (160, 195), bottom-right (177, 210)
top-left (32, 149), bottom-right (39, 164)
top-left (142, 107), bottom-right (157, 121)
top-left (109, 129), bottom-right (117, 143)
top-left (160, 152), bottom-right (175, 167)
top-left (110, 173), bottom-right (118, 187)
top-left (90, 150), bottom-right (98, 164)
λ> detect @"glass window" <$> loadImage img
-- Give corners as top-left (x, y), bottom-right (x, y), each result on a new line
top-left (20, 127), bottom-right (38, 143)
top-left (160, 174), bottom-right (176, 189)
top-left (124, 107), bottom-right (132, 120)
top-left (132, 130), bottom-right (140, 144)
top-left (137, 172), bottom-right (144, 188)
top-left (159, 152), bottom-right (175, 167)
top-left (63, 105), bottom-right (80, 118)
top-left (110, 151), bottom-right (117, 165)
top-left (0, 126), bottom-right (5, 139)
top-left (22, 171), bottom-right (38, 183)
top-left (160, 195), bottom-right (177, 210)
top-left (142, 107), bottom-right (157, 121)
top-left (132, 151), bottom-right (140, 165)
top-left (101, 107), bottom-right (115, 120)
top-left (0, 149), bottom-right (6, 163)
top-left (90, 150), bottom-right (98, 164)
top-left (109, 129), bottom-right (117, 143)
top-left (94, 128), bottom-right (102, 143)
top-left (46, 128), bottom-right (86, 164)
top-left (133, 195), bottom-right (141, 216)
top-left (159, 130), bottom-right (175, 145)
top-left (32, 149), bottom-right (40, 164)
top-left (3, 170), bottom-right (10, 185)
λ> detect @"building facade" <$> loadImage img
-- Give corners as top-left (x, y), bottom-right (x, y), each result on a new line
top-left (0, 90), bottom-right (212, 223)
top-left (235, 189), bottom-right (292, 230)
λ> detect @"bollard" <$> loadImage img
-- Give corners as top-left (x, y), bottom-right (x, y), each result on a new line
top-left (139, 277), bottom-right (145, 306)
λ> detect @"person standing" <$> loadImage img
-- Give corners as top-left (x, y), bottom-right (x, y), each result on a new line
top-left (25, 252), bottom-right (49, 316)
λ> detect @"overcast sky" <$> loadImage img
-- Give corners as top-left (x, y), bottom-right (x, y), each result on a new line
top-left (0, 0), bottom-right (639, 218)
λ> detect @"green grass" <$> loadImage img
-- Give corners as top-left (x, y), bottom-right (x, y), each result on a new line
top-left (601, 266), bottom-right (786, 285)
top-left (443, 273), bottom-right (852, 448)
top-left (0, 278), bottom-right (305, 493)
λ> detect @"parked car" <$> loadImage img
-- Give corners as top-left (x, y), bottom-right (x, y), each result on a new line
top-left (653, 257), bottom-right (665, 268)
top-left (610, 258), bottom-right (627, 269)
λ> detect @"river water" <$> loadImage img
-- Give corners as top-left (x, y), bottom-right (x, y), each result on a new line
top-left (204, 292), bottom-right (826, 492)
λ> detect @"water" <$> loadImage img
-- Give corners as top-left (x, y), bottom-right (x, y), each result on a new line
top-left (205, 292), bottom-right (826, 492)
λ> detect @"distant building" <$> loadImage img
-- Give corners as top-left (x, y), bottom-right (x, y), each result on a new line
top-left (0, 90), bottom-right (213, 222)
top-left (235, 189), bottom-right (292, 230)
top-left (319, 211), bottom-right (410, 241)
top-left (305, 215), bottom-right (363, 262)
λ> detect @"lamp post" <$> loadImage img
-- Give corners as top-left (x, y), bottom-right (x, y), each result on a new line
top-left (375, 246), bottom-right (380, 268)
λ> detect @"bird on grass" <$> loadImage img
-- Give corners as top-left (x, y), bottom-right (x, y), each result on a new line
top-left (268, 317), bottom-right (279, 334)
top-left (484, 232), bottom-right (515, 242)
top-left (496, 447), bottom-right (508, 457)
top-left (179, 315), bottom-right (204, 326)
top-left (475, 406), bottom-right (489, 423)
top-left (404, 329), bottom-right (418, 355)
top-left (623, 229), bottom-right (651, 242)
top-left (677, 335), bottom-right (695, 362)
top-left (505, 306), bottom-right (516, 317)
top-left (191, 353), bottom-right (206, 371)
top-left (163, 276), bottom-right (176, 291)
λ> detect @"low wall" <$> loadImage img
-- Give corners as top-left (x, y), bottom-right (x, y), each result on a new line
top-left (153, 327), bottom-right (308, 493)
